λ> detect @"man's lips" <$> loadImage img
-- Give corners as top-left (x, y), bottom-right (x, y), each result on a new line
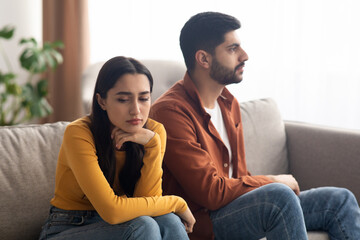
top-left (126, 119), bottom-right (142, 125)
top-left (235, 62), bottom-right (245, 72)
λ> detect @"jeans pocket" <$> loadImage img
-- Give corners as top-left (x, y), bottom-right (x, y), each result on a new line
top-left (40, 212), bottom-right (86, 239)
top-left (50, 212), bottom-right (85, 226)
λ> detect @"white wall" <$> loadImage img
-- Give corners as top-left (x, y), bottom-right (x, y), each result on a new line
top-left (2, 0), bottom-right (360, 130)
top-left (89, 0), bottom-right (360, 130)
top-left (0, 0), bottom-right (42, 81)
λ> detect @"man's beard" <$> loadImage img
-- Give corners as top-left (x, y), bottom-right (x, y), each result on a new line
top-left (209, 57), bottom-right (244, 85)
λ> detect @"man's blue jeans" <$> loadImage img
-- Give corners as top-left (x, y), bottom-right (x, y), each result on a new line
top-left (39, 206), bottom-right (188, 239)
top-left (210, 183), bottom-right (360, 240)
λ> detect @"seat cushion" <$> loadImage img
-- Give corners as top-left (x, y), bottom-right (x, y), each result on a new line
top-left (261, 231), bottom-right (329, 240)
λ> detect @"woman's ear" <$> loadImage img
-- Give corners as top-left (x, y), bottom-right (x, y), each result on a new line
top-left (195, 50), bottom-right (211, 69)
top-left (96, 93), bottom-right (106, 110)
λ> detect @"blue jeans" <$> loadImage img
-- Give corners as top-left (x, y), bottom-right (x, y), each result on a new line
top-left (39, 206), bottom-right (188, 240)
top-left (210, 183), bottom-right (360, 240)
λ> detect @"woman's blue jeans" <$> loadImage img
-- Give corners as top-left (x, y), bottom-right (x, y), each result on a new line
top-left (39, 206), bottom-right (188, 240)
top-left (210, 183), bottom-right (360, 240)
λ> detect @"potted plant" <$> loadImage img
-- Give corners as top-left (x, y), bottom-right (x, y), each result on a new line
top-left (0, 25), bottom-right (63, 126)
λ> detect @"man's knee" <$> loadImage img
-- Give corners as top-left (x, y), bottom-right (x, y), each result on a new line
top-left (328, 187), bottom-right (358, 207)
top-left (264, 183), bottom-right (300, 206)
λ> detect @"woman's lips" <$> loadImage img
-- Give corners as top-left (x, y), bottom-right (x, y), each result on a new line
top-left (126, 119), bottom-right (142, 125)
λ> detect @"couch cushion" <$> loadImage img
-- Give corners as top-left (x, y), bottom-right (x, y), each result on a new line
top-left (261, 231), bottom-right (329, 240)
top-left (240, 98), bottom-right (289, 175)
top-left (0, 122), bottom-right (69, 240)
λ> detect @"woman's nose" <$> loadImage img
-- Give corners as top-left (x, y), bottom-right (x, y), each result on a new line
top-left (129, 100), bottom-right (140, 115)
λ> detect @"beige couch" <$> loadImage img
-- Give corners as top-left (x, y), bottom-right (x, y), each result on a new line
top-left (1, 60), bottom-right (359, 239)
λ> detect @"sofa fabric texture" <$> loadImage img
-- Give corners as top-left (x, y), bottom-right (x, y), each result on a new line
top-left (0, 122), bottom-right (68, 240)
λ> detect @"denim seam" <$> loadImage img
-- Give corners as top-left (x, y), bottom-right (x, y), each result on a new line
top-left (211, 202), bottom-right (291, 240)
top-left (303, 209), bottom-right (348, 240)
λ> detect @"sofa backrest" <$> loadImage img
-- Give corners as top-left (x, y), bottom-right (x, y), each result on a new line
top-left (240, 98), bottom-right (289, 175)
top-left (0, 121), bottom-right (69, 240)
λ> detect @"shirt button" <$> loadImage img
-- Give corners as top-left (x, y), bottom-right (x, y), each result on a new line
top-left (224, 163), bottom-right (228, 168)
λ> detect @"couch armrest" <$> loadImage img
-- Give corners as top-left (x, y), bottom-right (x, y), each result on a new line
top-left (285, 121), bottom-right (360, 202)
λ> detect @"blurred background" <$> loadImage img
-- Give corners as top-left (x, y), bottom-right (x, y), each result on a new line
top-left (1, 0), bottom-right (360, 130)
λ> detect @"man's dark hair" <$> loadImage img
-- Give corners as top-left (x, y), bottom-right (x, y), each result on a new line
top-left (180, 12), bottom-right (241, 72)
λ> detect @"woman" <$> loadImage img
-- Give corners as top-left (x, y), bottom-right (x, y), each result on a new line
top-left (39, 56), bottom-right (195, 239)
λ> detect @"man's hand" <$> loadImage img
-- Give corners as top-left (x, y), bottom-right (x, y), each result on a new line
top-left (265, 174), bottom-right (300, 195)
top-left (111, 127), bottom-right (155, 150)
top-left (177, 207), bottom-right (196, 233)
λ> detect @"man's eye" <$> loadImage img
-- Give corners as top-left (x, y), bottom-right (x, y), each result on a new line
top-left (139, 97), bottom-right (150, 102)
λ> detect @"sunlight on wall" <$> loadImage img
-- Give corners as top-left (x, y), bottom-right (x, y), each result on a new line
top-left (89, 0), bottom-right (360, 130)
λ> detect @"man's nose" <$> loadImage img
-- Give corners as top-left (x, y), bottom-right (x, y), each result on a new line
top-left (239, 48), bottom-right (249, 62)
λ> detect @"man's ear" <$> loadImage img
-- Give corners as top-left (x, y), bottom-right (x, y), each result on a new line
top-left (96, 93), bottom-right (106, 110)
top-left (195, 50), bottom-right (211, 69)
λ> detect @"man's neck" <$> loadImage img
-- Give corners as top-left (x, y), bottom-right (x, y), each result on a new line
top-left (190, 71), bottom-right (224, 109)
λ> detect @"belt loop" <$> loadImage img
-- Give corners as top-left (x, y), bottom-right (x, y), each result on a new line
top-left (70, 215), bottom-right (85, 225)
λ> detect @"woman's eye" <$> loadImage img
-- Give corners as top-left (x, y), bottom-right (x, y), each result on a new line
top-left (117, 99), bottom-right (129, 103)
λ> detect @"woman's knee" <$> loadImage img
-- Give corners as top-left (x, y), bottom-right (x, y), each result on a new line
top-left (154, 213), bottom-right (188, 239)
top-left (131, 216), bottom-right (161, 239)
top-left (155, 213), bottom-right (182, 225)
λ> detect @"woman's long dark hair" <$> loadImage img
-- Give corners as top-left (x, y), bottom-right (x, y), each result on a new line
top-left (89, 56), bottom-right (153, 197)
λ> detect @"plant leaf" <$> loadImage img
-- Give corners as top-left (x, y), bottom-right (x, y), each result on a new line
top-left (19, 38), bottom-right (63, 73)
top-left (0, 72), bottom-right (16, 84)
top-left (0, 25), bottom-right (15, 39)
top-left (6, 83), bottom-right (22, 96)
top-left (20, 82), bottom-right (52, 118)
top-left (36, 79), bottom-right (48, 97)
top-left (19, 37), bottom-right (37, 46)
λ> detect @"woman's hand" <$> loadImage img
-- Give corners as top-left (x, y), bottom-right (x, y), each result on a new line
top-left (111, 127), bottom-right (155, 150)
top-left (176, 207), bottom-right (196, 233)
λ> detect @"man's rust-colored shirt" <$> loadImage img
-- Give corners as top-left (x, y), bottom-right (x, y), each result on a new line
top-left (150, 73), bottom-right (272, 240)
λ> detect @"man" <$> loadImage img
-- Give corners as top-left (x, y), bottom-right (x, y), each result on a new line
top-left (150, 12), bottom-right (360, 239)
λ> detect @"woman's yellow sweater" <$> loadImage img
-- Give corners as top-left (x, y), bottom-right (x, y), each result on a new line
top-left (50, 116), bottom-right (187, 224)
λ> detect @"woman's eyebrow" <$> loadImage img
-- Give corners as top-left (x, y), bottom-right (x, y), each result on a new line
top-left (115, 91), bottom-right (132, 96)
top-left (139, 91), bottom-right (150, 95)
top-left (115, 91), bottom-right (150, 96)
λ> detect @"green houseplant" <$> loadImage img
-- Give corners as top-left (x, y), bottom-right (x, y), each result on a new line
top-left (0, 25), bottom-right (63, 126)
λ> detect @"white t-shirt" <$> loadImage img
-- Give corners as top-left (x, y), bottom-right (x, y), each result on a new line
top-left (204, 101), bottom-right (233, 178)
